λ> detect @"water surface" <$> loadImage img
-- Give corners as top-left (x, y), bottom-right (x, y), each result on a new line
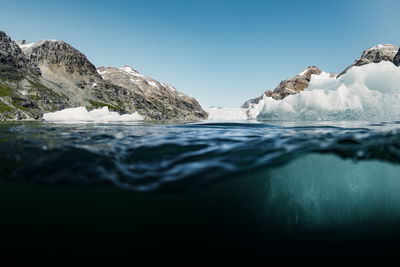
top-left (1, 120), bottom-right (400, 262)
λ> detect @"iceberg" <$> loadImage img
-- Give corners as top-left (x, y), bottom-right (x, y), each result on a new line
top-left (253, 61), bottom-right (400, 121)
top-left (43, 107), bottom-right (144, 122)
top-left (206, 107), bottom-right (248, 121)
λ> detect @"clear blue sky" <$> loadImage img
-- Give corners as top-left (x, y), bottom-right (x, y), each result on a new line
top-left (1, 0), bottom-right (399, 107)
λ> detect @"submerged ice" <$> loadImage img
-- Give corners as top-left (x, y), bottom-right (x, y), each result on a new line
top-left (265, 154), bottom-right (400, 227)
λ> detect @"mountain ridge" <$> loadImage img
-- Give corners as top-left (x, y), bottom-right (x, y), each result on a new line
top-left (0, 30), bottom-right (208, 121)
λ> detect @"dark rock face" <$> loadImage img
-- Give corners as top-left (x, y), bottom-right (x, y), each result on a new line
top-left (338, 44), bottom-right (399, 77)
top-left (0, 31), bottom-right (40, 80)
top-left (394, 48), bottom-right (400, 66)
top-left (268, 66), bottom-right (322, 100)
top-left (22, 40), bottom-right (101, 77)
top-left (242, 66), bottom-right (322, 108)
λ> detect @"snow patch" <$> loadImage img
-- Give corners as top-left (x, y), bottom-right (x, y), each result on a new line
top-left (147, 81), bottom-right (158, 88)
top-left (298, 68), bottom-right (309, 76)
top-left (130, 78), bottom-right (139, 83)
top-left (365, 44), bottom-right (398, 52)
top-left (97, 69), bottom-right (108, 75)
top-left (161, 83), bottom-right (176, 91)
top-left (18, 42), bottom-right (35, 50)
top-left (119, 66), bottom-right (145, 78)
top-left (43, 107), bottom-right (144, 122)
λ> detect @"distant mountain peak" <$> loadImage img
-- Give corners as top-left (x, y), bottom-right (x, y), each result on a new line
top-left (338, 43), bottom-right (400, 77)
top-left (118, 66), bottom-right (145, 78)
top-left (0, 31), bottom-right (41, 80)
top-left (20, 39), bottom-right (100, 77)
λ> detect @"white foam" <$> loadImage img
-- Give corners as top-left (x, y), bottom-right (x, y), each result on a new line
top-left (43, 107), bottom-right (144, 122)
top-left (206, 107), bottom-right (248, 121)
top-left (252, 61), bottom-right (400, 121)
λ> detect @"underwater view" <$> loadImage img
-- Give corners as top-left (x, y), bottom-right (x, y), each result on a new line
top-left (2, 120), bottom-right (400, 263)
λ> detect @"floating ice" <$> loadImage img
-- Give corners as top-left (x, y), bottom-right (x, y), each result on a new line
top-left (43, 107), bottom-right (144, 122)
top-left (253, 61), bottom-right (400, 121)
top-left (206, 107), bottom-right (248, 121)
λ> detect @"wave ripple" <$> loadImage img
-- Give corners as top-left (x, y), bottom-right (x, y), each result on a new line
top-left (1, 121), bottom-right (400, 191)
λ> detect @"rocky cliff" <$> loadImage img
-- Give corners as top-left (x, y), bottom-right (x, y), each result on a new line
top-left (0, 31), bottom-right (68, 120)
top-left (0, 30), bottom-right (208, 121)
top-left (242, 66), bottom-right (326, 108)
top-left (393, 47), bottom-right (400, 66)
top-left (98, 66), bottom-right (207, 120)
top-left (0, 32), bottom-right (40, 80)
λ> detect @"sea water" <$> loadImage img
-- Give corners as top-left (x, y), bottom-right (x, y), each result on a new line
top-left (1, 120), bottom-right (400, 261)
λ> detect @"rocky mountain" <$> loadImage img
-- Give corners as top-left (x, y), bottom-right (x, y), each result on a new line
top-left (98, 66), bottom-right (207, 120)
top-left (242, 66), bottom-right (329, 108)
top-left (0, 32), bottom-right (40, 80)
top-left (394, 49), bottom-right (400, 66)
top-left (0, 30), bottom-right (207, 121)
top-left (243, 44), bottom-right (400, 109)
top-left (0, 31), bottom-right (68, 120)
top-left (337, 44), bottom-right (400, 77)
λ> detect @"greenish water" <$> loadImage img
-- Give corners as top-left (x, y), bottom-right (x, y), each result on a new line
top-left (1, 121), bottom-right (400, 263)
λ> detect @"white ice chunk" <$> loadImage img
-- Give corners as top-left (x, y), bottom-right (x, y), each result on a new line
top-left (43, 107), bottom-right (144, 122)
top-left (250, 61), bottom-right (400, 121)
top-left (206, 107), bottom-right (248, 121)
